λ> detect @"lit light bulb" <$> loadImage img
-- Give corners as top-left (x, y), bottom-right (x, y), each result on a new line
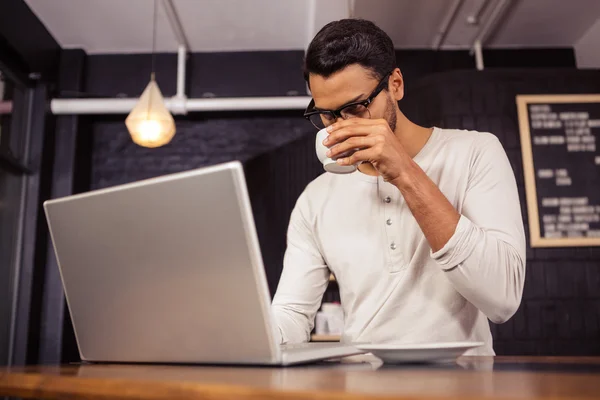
top-left (125, 80), bottom-right (176, 148)
top-left (137, 119), bottom-right (162, 142)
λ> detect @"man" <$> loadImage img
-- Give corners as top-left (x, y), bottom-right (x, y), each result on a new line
top-left (271, 19), bottom-right (525, 355)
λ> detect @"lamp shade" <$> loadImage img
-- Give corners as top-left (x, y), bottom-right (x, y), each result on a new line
top-left (125, 79), bottom-right (175, 148)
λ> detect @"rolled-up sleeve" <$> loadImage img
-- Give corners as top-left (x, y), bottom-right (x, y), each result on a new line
top-left (431, 136), bottom-right (526, 324)
top-left (271, 191), bottom-right (330, 343)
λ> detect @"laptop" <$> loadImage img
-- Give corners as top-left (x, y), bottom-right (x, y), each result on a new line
top-left (44, 161), bottom-right (363, 366)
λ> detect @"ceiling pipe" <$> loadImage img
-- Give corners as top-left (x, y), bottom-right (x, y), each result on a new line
top-left (163, 0), bottom-right (188, 114)
top-left (347, 0), bottom-right (356, 18)
top-left (473, 0), bottom-right (513, 44)
top-left (304, 0), bottom-right (317, 95)
top-left (431, 0), bottom-right (464, 50)
top-left (176, 45), bottom-right (185, 98)
top-left (50, 96), bottom-right (312, 115)
top-left (162, 0), bottom-right (190, 50)
top-left (467, 0), bottom-right (492, 25)
top-left (306, 0), bottom-right (317, 48)
top-left (474, 40), bottom-right (484, 71)
top-left (185, 97), bottom-right (311, 112)
top-left (469, 0), bottom-right (515, 70)
top-left (169, 44), bottom-right (188, 115)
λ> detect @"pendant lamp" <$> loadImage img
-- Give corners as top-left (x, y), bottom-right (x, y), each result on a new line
top-left (125, 0), bottom-right (175, 148)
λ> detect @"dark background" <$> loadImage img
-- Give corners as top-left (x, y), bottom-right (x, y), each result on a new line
top-left (1, 0), bottom-right (599, 364)
top-left (401, 69), bottom-right (600, 355)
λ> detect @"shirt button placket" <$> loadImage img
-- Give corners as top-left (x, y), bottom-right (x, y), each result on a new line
top-left (382, 192), bottom-right (400, 272)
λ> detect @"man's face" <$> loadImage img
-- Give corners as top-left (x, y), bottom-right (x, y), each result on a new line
top-left (308, 64), bottom-right (401, 132)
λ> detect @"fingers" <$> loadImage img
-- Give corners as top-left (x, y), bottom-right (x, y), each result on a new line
top-left (336, 148), bottom-right (377, 166)
top-left (324, 119), bottom-right (388, 147)
top-left (326, 136), bottom-right (377, 159)
top-left (323, 124), bottom-right (371, 147)
top-left (326, 118), bottom-right (375, 132)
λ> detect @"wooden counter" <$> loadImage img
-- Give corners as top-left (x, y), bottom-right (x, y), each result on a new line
top-left (2, 356), bottom-right (600, 399)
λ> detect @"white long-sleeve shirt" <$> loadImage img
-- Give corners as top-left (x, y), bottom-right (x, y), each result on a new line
top-left (271, 127), bottom-right (526, 355)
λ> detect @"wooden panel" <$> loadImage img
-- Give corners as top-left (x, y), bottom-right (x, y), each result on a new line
top-left (2, 357), bottom-right (600, 399)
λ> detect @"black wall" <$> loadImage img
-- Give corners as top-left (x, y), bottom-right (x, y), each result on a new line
top-left (55, 47), bottom-right (600, 359)
top-left (77, 48), bottom-right (577, 100)
top-left (86, 48), bottom-right (578, 190)
top-left (0, 0), bottom-right (60, 83)
top-left (402, 69), bottom-right (600, 356)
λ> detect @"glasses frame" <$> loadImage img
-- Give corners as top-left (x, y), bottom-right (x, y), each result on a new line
top-left (303, 71), bottom-right (393, 129)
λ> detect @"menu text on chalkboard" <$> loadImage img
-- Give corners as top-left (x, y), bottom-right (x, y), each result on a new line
top-left (517, 94), bottom-right (600, 247)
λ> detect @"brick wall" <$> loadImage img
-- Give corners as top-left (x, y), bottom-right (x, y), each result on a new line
top-left (90, 112), bottom-right (312, 190)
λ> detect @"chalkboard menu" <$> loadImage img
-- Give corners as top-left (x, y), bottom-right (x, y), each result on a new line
top-left (517, 94), bottom-right (600, 247)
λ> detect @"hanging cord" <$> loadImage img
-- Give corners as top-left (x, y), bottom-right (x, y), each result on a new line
top-left (151, 0), bottom-right (158, 81)
top-left (145, 0), bottom-right (159, 120)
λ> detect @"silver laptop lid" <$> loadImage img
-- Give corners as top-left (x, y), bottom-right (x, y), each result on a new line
top-left (44, 161), bottom-right (281, 364)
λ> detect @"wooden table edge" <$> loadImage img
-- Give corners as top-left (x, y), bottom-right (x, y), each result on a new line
top-left (2, 369), bottom-right (599, 400)
top-left (4, 356), bottom-right (600, 400)
top-left (0, 371), bottom-right (426, 400)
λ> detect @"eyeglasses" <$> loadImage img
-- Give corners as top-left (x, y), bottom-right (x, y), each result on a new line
top-left (303, 71), bottom-right (392, 130)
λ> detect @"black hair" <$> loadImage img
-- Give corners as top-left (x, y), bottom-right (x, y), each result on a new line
top-left (303, 19), bottom-right (396, 84)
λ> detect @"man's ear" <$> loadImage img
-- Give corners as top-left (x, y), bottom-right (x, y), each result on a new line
top-left (389, 68), bottom-right (404, 101)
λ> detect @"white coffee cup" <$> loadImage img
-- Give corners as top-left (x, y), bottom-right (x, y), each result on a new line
top-left (315, 128), bottom-right (359, 174)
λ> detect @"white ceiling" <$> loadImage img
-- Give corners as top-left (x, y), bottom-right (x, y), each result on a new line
top-left (490, 0), bottom-right (600, 47)
top-left (23, 0), bottom-right (600, 54)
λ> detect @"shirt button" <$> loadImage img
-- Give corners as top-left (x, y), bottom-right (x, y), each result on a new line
top-left (386, 218), bottom-right (392, 226)
top-left (390, 242), bottom-right (397, 250)
top-left (384, 196), bottom-right (391, 203)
